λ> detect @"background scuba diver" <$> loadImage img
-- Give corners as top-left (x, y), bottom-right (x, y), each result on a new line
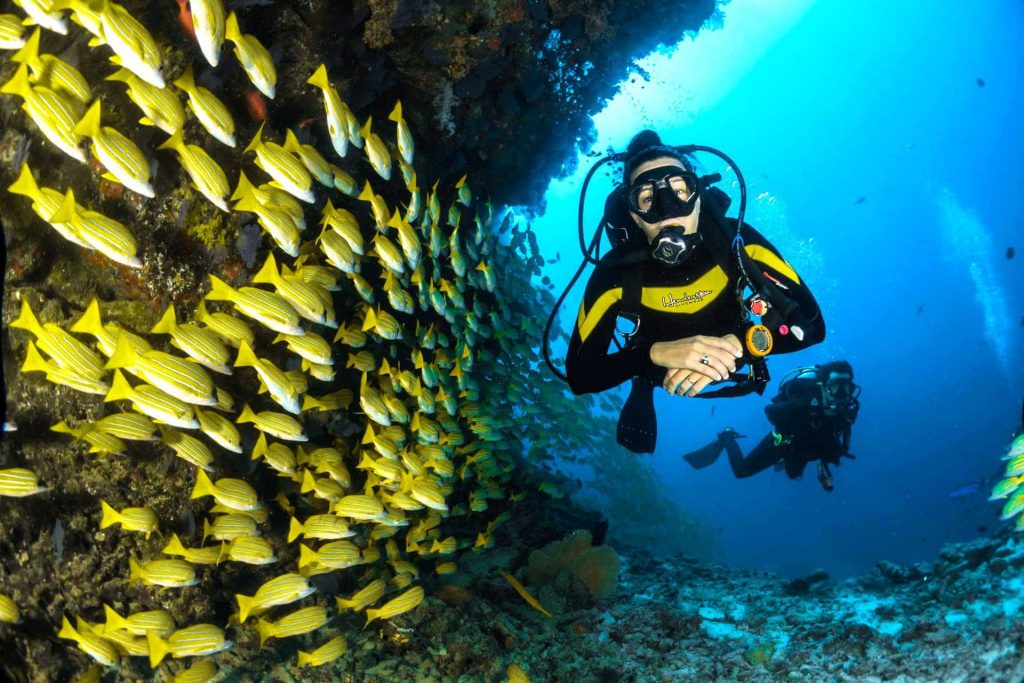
top-left (563, 130), bottom-right (826, 452)
top-left (683, 361), bottom-right (861, 492)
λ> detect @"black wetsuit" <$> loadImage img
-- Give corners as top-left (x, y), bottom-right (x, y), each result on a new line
top-left (725, 371), bottom-right (857, 482)
top-left (565, 216), bottom-right (825, 396)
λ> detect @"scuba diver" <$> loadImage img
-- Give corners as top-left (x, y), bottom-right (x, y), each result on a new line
top-left (550, 130), bottom-right (825, 453)
top-left (683, 361), bottom-right (861, 491)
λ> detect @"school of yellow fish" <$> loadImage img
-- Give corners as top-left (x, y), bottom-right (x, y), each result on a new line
top-left (0, 1), bottom-right (552, 680)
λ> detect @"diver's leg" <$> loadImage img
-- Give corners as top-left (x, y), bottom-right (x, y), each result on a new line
top-left (727, 433), bottom-right (781, 478)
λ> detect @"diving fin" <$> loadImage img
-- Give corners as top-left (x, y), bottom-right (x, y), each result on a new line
top-left (617, 377), bottom-right (657, 454)
top-left (683, 439), bottom-right (726, 469)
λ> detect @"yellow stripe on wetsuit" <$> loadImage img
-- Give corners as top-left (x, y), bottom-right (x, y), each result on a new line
top-left (576, 267), bottom-right (729, 343)
top-left (745, 244), bottom-right (800, 284)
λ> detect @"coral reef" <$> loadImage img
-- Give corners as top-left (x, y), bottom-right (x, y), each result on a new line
top-left (525, 529), bottom-right (621, 609)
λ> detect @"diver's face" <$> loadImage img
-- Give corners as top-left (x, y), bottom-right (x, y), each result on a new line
top-left (628, 157), bottom-right (701, 243)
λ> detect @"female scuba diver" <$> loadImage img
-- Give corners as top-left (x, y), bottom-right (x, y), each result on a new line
top-left (562, 130), bottom-right (826, 453)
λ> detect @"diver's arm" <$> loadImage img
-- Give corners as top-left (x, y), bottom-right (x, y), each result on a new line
top-left (741, 225), bottom-right (826, 353)
top-left (565, 270), bottom-right (663, 395)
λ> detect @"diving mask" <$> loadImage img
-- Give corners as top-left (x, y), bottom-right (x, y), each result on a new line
top-left (626, 166), bottom-right (700, 223)
top-left (824, 372), bottom-right (860, 416)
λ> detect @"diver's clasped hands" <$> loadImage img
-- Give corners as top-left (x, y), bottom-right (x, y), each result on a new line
top-left (650, 334), bottom-right (743, 397)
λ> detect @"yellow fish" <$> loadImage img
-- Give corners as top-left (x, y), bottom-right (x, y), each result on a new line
top-left (236, 572), bottom-right (316, 623)
top-left (58, 616), bottom-right (120, 668)
top-left (73, 100), bottom-right (153, 197)
top-left (96, 0), bottom-right (164, 87)
top-left (0, 14), bottom-right (27, 50)
top-left (1, 63), bottom-right (85, 162)
top-left (364, 585), bottom-right (424, 627)
top-left (150, 305), bottom-right (231, 374)
top-left (99, 500), bottom-right (158, 538)
top-left (507, 663), bottom-right (531, 683)
top-left (106, 67), bottom-right (184, 135)
top-left (257, 605), bottom-right (328, 647)
top-left (13, 0), bottom-right (67, 36)
top-left (50, 189), bottom-right (141, 267)
top-left (223, 535), bottom-right (277, 565)
top-left (172, 65), bottom-right (235, 147)
top-left (358, 115), bottom-right (391, 181)
top-left (235, 343), bottom-right (302, 415)
top-left (224, 11), bottom-right (275, 98)
top-left (128, 557), bottom-right (197, 588)
top-left (104, 333), bottom-right (217, 407)
top-left (13, 28), bottom-right (90, 104)
top-left (273, 330), bottom-right (332, 366)
top-left (173, 660), bottom-right (218, 683)
top-left (206, 274), bottom-right (303, 336)
top-left (305, 64), bottom-right (352, 158)
top-left (161, 533), bottom-right (223, 565)
top-left (284, 129), bottom-right (333, 187)
top-left (388, 100), bottom-right (414, 165)
top-left (10, 297), bottom-right (104, 380)
top-left (22, 341), bottom-right (109, 395)
top-left (160, 426), bottom-right (215, 471)
top-left (7, 163), bottom-right (88, 247)
top-left (157, 130), bottom-right (230, 211)
top-left (0, 594), bottom-right (20, 624)
top-left (252, 253), bottom-right (335, 327)
top-left (238, 403), bottom-right (306, 442)
top-left (0, 467), bottom-right (47, 497)
top-left (189, 0), bottom-right (225, 67)
top-left (297, 634), bottom-right (347, 668)
top-left (104, 370), bottom-right (197, 429)
top-left (244, 122), bottom-right (314, 202)
top-left (191, 469), bottom-right (261, 511)
top-left (146, 624), bottom-right (232, 667)
top-left (195, 300), bottom-right (255, 348)
top-left (298, 540), bottom-right (360, 570)
top-left (232, 172), bottom-right (300, 256)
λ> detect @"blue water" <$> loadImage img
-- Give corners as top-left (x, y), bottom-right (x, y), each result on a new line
top-left (534, 0), bottom-right (1024, 579)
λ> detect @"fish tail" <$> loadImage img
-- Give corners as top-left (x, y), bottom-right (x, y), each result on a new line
top-left (363, 609), bottom-right (379, 629)
top-left (10, 298), bottom-right (45, 339)
top-left (298, 542), bottom-right (317, 568)
top-left (301, 395), bottom-right (323, 412)
top-left (7, 163), bottom-right (41, 202)
top-left (306, 63), bottom-right (330, 91)
top-left (224, 11), bottom-right (242, 44)
top-left (361, 307), bottom-right (377, 332)
top-left (163, 532), bottom-right (186, 557)
top-left (156, 128), bottom-right (184, 153)
top-left (104, 370), bottom-right (134, 403)
top-left (73, 100), bottom-right (102, 139)
top-left (357, 181), bottom-right (373, 203)
top-left (172, 64), bottom-right (195, 92)
top-left (102, 604), bottom-right (127, 632)
top-left (57, 615), bottom-right (79, 642)
top-left (287, 516), bottom-right (304, 543)
top-left (104, 67), bottom-right (134, 84)
top-left (235, 342), bottom-right (258, 369)
top-left (388, 100), bottom-right (402, 123)
top-left (250, 431), bottom-right (267, 461)
top-left (191, 468), bottom-right (216, 501)
top-left (69, 298), bottom-right (105, 337)
top-left (146, 631), bottom-right (169, 668)
top-left (205, 274), bottom-right (236, 303)
top-left (149, 306), bottom-right (178, 335)
top-left (282, 129), bottom-right (300, 153)
top-left (236, 593), bottom-right (255, 623)
top-left (242, 121), bottom-right (265, 156)
top-left (128, 556), bottom-right (143, 584)
top-left (21, 341), bottom-right (51, 374)
top-left (11, 27), bottom-right (42, 70)
top-left (103, 332), bottom-right (137, 371)
top-left (360, 115), bottom-right (372, 139)
top-left (297, 649), bottom-right (312, 667)
top-left (201, 517), bottom-right (213, 544)
top-left (0, 63), bottom-right (32, 97)
top-left (250, 252), bottom-right (279, 285)
top-left (230, 169), bottom-right (256, 203)
top-left (300, 469), bottom-right (316, 494)
top-left (48, 188), bottom-right (78, 226)
top-left (257, 618), bottom-right (273, 648)
top-left (99, 500), bottom-right (120, 529)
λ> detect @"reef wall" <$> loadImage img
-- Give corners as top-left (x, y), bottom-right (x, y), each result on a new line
top-left (0, 1), bottom-right (717, 681)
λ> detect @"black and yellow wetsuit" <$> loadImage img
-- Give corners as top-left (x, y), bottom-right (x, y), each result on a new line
top-left (565, 217), bottom-right (825, 395)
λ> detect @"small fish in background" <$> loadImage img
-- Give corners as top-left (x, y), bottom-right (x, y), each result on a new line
top-left (53, 518), bottom-right (64, 564)
top-left (1006, 246), bottom-right (1015, 260)
top-left (917, 304), bottom-right (926, 315)
top-left (977, 77), bottom-right (986, 87)
top-left (948, 479), bottom-right (985, 499)
top-left (853, 196), bottom-right (867, 205)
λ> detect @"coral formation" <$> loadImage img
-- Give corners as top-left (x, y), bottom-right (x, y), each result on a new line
top-left (525, 529), bottom-right (621, 609)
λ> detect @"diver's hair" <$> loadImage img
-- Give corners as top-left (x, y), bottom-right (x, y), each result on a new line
top-left (819, 360), bottom-right (854, 378)
top-left (622, 130), bottom-right (695, 184)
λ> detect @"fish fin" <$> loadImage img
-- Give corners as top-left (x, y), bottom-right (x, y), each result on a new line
top-left (73, 100), bottom-right (102, 138)
top-left (149, 306), bottom-right (177, 335)
top-left (7, 162), bottom-right (41, 201)
top-left (58, 615), bottom-right (79, 642)
top-left (162, 532), bottom-right (186, 557)
top-left (102, 332), bottom-right (138, 371)
top-left (98, 499), bottom-right (119, 529)
top-left (235, 342), bottom-right (258, 369)
top-left (172, 64), bottom-right (195, 92)
top-left (251, 431), bottom-right (266, 460)
top-left (105, 67), bottom-right (134, 84)
top-left (306, 63), bottom-right (330, 91)
top-left (0, 63), bottom-right (31, 97)
top-left (205, 274), bottom-right (236, 302)
top-left (298, 542), bottom-right (317, 568)
top-left (156, 129), bottom-right (183, 152)
top-left (387, 100), bottom-right (402, 123)
top-left (257, 617), bottom-right (273, 648)
top-left (11, 27), bottom-right (42, 69)
top-left (190, 469), bottom-right (216, 501)
top-left (282, 129), bottom-right (300, 153)
top-left (224, 11), bottom-right (242, 43)
top-left (287, 516), bottom-right (303, 543)
top-left (236, 593), bottom-right (255, 623)
top-left (104, 370), bottom-right (134, 403)
top-left (242, 121), bottom-right (265, 156)
top-left (250, 252), bottom-right (279, 285)
top-left (146, 631), bottom-right (169, 668)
